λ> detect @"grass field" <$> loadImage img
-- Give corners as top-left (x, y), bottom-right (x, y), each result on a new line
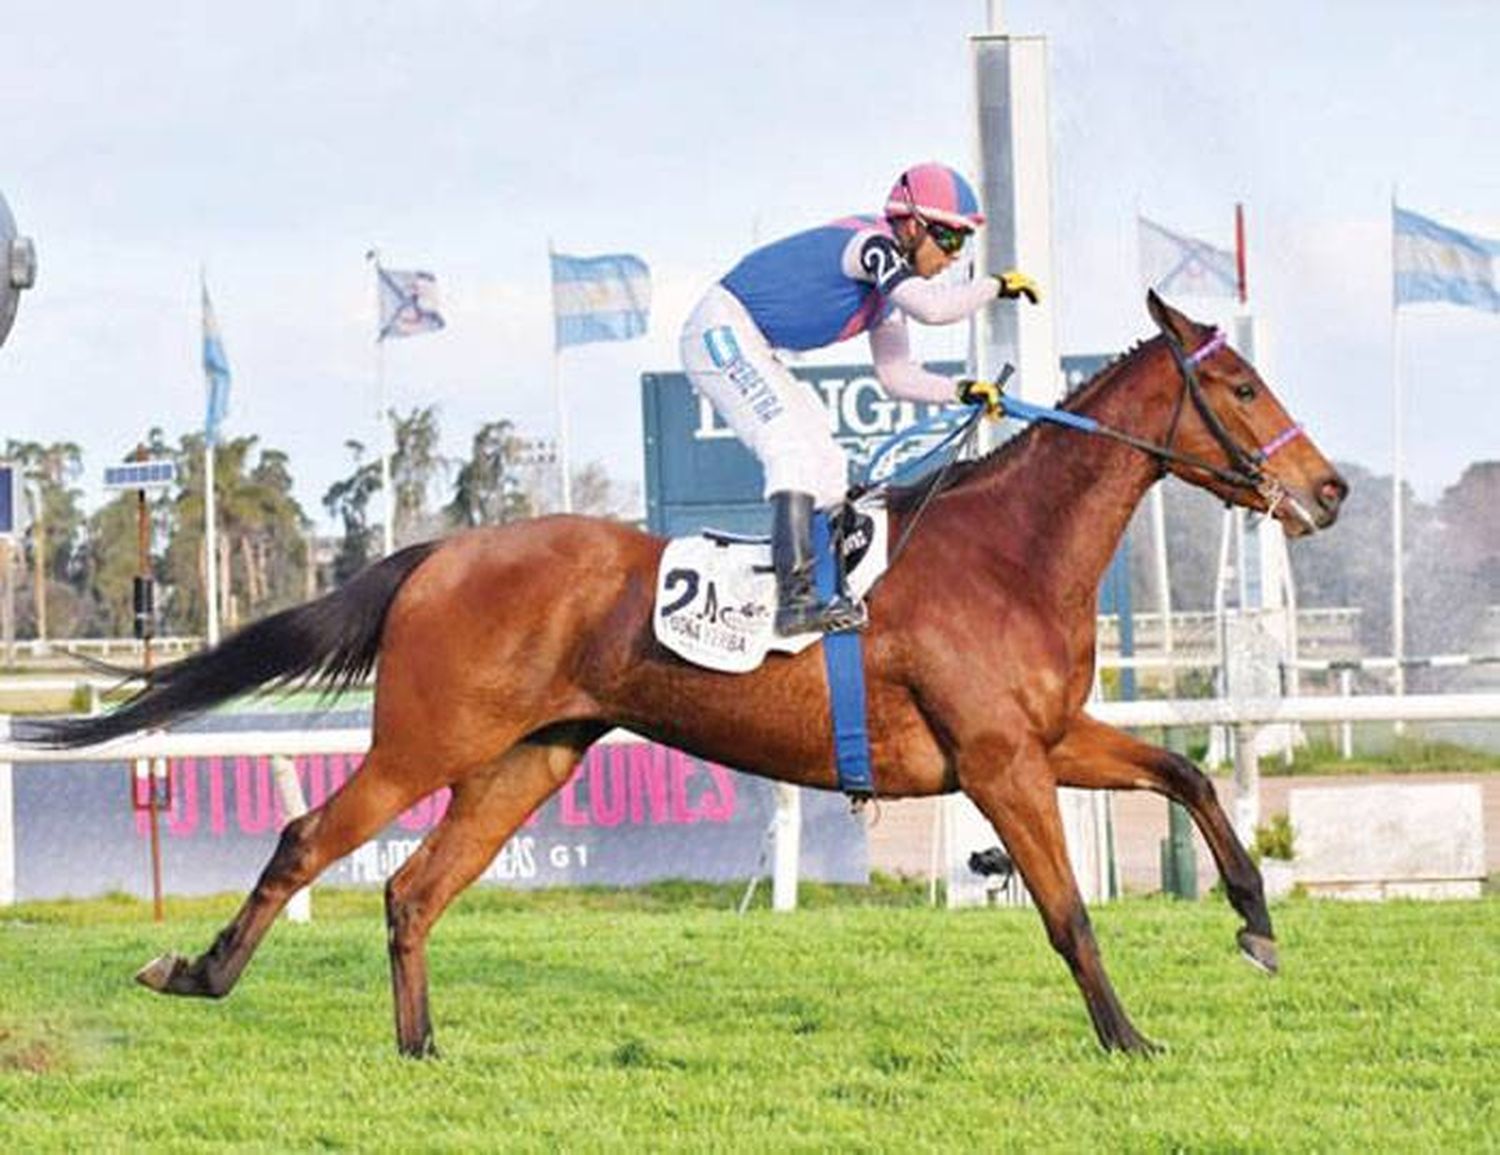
top-left (2, 887), bottom-right (1496, 1151)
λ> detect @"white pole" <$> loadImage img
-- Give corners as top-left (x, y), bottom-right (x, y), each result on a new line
top-left (1150, 484), bottom-right (1173, 678)
top-left (554, 347), bottom-right (572, 514)
top-left (204, 440), bottom-right (220, 647)
top-left (369, 249), bottom-right (395, 556)
top-left (1231, 722), bottom-right (1260, 844)
top-left (1391, 279), bottom-right (1407, 713)
top-left (550, 241), bottom-right (573, 515)
top-left (770, 782), bottom-right (800, 912)
top-left (378, 338), bottom-right (394, 555)
top-left (0, 715), bottom-right (13, 905)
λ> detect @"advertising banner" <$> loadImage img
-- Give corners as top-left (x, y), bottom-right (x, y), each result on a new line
top-left (9, 711), bottom-right (866, 901)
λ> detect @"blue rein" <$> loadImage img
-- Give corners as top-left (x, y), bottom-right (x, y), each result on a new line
top-left (862, 396), bottom-right (1100, 488)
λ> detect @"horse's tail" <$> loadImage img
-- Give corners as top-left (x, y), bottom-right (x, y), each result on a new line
top-left (30, 540), bottom-right (441, 748)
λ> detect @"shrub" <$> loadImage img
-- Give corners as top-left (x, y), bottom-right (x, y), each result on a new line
top-left (1252, 811), bottom-right (1296, 861)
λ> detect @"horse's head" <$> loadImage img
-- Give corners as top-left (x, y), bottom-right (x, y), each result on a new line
top-left (1146, 291), bottom-right (1347, 537)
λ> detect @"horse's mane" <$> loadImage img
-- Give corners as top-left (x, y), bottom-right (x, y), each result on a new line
top-left (885, 337), bottom-right (1156, 515)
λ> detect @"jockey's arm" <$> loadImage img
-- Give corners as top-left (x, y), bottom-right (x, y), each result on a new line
top-left (868, 313), bottom-right (960, 404)
top-left (885, 272), bottom-right (999, 326)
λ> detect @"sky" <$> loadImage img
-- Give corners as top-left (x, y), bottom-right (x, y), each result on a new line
top-left (2, 0), bottom-right (1498, 531)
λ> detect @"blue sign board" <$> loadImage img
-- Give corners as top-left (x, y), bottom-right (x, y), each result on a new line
top-left (103, 461), bottom-right (178, 491)
top-left (641, 361), bottom-right (961, 537)
top-left (0, 464), bottom-right (13, 536)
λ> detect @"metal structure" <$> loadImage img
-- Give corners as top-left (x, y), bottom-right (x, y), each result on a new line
top-left (0, 191), bottom-right (36, 350)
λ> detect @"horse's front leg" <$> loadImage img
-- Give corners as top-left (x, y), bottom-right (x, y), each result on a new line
top-left (960, 735), bottom-right (1158, 1055)
top-left (1048, 714), bottom-right (1276, 973)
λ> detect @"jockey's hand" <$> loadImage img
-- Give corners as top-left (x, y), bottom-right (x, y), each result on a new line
top-left (994, 270), bottom-right (1041, 304)
top-left (956, 378), bottom-right (1005, 419)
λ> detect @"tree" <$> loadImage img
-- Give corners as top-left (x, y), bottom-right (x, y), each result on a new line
top-left (323, 441), bottom-right (382, 585)
top-left (390, 405), bottom-right (448, 546)
top-left (77, 430), bottom-right (176, 636)
top-left (3, 438), bottom-right (86, 638)
top-left (445, 419), bottom-right (533, 528)
top-left (569, 461), bottom-right (639, 520)
top-left (164, 433), bottom-right (310, 634)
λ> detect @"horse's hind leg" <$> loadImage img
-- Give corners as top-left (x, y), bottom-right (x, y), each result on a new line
top-left (1048, 715), bottom-right (1276, 972)
top-left (961, 737), bottom-right (1158, 1055)
top-left (384, 723), bottom-right (605, 1058)
top-left (137, 745), bottom-right (440, 999)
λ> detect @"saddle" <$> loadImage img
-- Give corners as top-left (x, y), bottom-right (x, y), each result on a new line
top-left (652, 496), bottom-right (889, 673)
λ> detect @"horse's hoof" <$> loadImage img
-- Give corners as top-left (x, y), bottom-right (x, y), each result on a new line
top-left (1237, 930), bottom-right (1279, 975)
top-left (135, 953), bottom-right (188, 992)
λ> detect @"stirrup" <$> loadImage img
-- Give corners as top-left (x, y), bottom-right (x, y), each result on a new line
top-left (775, 594), bottom-right (868, 637)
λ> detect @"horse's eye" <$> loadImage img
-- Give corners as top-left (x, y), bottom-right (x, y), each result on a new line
top-left (1234, 384), bottom-right (1256, 402)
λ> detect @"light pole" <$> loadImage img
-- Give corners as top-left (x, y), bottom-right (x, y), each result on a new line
top-left (0, 191), bottom-right (36, 351)
top-left (24, 480), bottom-right (44, 650)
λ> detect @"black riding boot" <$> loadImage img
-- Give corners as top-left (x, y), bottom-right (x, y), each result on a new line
top-left (771, 491), bottom-right (866, 636)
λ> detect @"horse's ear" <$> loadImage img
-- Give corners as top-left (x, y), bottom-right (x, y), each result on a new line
top-left (1146, 289), bottom-right (1196, 346)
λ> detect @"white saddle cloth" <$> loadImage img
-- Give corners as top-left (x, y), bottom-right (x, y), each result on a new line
top-left (652, 499), bottom-right (889, 673)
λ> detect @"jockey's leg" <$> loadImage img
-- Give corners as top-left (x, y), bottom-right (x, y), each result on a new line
top-left (769, 491), bottom-right (866, 636)
top-left (679, 286), bottom-right (863, 635)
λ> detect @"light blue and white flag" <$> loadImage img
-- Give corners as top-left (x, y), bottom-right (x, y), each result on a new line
top-left (1138, 216), bottom-right (1239, 300)
top-left (202, 278), bottom-right (231, 445)
top-left (550, 252), bottom-right (651, 349)
top-left (377, 266), bottom-right (446, 340)
top-left (1393, 206), bottom-right (1500, 313)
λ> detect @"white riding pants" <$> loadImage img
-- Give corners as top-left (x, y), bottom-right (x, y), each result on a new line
top-left (679, 284), bottom-right (848, 509)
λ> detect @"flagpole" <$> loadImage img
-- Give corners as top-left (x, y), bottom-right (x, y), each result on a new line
top-left (378, 337), bottom-right (394, 554)
top-left (1389, 191), bottom-right (1406, 714)
top-left (368, 248), bottom-right (394, 555)
top-left (205, 436), bottom-right (220, 646)
top-left (1234, 203), bottom-right (1248, 306)
top-left (200, 268), bottom-right (222, 647)
top-left (554, 348), bottom-right (572, 514)
top-left (550, 241), bottom-right (573, 514)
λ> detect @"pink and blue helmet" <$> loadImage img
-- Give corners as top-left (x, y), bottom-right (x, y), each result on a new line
top-left (884, 163), bottom-right (986, 230)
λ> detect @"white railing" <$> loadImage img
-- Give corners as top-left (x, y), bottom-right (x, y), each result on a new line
top-left (3, 693), bottom-right (1498, 908)
top-left (1090, 693), bottom-right (1500, 846)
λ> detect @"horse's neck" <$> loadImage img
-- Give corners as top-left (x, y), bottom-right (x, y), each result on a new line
top-left (964, 343), bottom-right (1177, 609)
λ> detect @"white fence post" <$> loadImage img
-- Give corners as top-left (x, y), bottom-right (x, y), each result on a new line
top-left (771, 782), bottom-right (801, 912)
top-left (1232, 722), bottom-right (1260, 845)
top-left (1339, 668), bottom-right (1354, 759)
top-left (0, 715), bottom-right (12, 906)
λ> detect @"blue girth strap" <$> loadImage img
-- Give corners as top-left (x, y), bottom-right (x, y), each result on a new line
top-left (811, 512), bottom-right (873, 798)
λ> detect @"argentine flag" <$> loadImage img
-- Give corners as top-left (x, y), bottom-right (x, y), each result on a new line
top-left (202, 279), bottom-right (232, 445)
top-left (550, 252), bottom-right (651, 349)
top-left (1394, 206), bottom-right (1500, 313)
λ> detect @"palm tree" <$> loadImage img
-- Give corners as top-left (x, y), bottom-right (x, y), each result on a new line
top-left (446, 419), bottom-right (533, 527)
top-left (164, 433), bottom-right (309, 634)
top-left (389, 405), bottom-right (448, 546)
top-left (3, 438), bottom-right (85, 639)
top-left (324, 440), bottom-right (382, 585)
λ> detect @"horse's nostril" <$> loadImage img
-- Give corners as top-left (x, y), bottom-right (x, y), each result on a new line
top-left (1318, 478), bottom-right (1347, 510)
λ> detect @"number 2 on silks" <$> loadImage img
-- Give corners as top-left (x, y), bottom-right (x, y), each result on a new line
top-left (661, 569), bottom-right (700, 617)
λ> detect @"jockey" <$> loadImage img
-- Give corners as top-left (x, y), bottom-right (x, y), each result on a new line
top-left (680, 161), bottom-right (1040, 635)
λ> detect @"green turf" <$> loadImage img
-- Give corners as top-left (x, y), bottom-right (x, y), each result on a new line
top-left (2, 888), bottom-right (1496, 1151)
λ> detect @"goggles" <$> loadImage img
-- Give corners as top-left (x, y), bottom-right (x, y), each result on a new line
top-left (924, 220), bottom-right (971, 255)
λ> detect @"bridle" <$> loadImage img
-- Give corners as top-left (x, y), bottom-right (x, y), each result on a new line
top-left (1148, 329), bottom-right (1308, 520)
top-left (867, 326), bottom-right (1320, 557)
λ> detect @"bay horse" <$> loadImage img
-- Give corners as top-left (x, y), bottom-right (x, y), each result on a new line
top-left (37, 292), bottom-right (1346, 1057)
